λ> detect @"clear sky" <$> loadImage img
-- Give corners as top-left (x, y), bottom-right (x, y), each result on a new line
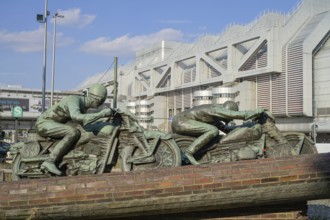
top-left (0, 0), bottom-right (299, 91)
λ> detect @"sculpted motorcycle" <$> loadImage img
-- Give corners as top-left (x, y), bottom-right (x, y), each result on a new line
top-left (10, 110), bottom-right (181, 180)
top-left (173, 112), bottom-right (318, 165)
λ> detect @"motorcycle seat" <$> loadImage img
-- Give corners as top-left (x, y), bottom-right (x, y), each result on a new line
top-left (220, 124), bottom-right (262, 144)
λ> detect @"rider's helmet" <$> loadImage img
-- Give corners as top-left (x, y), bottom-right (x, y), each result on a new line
top-left (88, 84), bottom-right (107, 107)
top-left (223, 100), bottom-right (239, 111)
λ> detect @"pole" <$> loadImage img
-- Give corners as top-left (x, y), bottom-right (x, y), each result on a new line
top-left (113, 57), bottom-right (118, 109)
top-left (50, 15), bottom-right (56, 106)
top-left (14, 118), bottom-right (18, 143)
top-left (41, 0), bottom-right (48, 112)
top-left (50, 13), bottom-right (64, 107)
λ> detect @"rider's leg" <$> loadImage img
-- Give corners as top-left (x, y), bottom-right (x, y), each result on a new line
top-left (173, 120), bottom-right (219, 164)
top-left (186, 124), bottom-right (219, 155)
top-left (37, 121), bottom-right (81, 175)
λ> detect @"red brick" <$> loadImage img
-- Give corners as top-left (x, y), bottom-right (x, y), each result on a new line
top-left (56, 189), bottom-right (76, 197)
top-left (242, 179), bottom-right (260, 185)
top-left (194, 177), bottom-right (213, 184)
top-left (253, 172), bottom-right (271, 179)
top-left (144, 189), bottom-right (164, 195)
top-left (9, 189), bottom-right (27, 194)
top-left (86, 181), bottom-right (107, 188)
top-left (184, 185), bottom-right (203, 191)
top-left (86, 193), bottom-right (105, 200)
top-left (1, 153), bottom-right (329, 220)
top-left (213, 164), bottom-right (232, 171)
top-left (214, 175), bottom-right (233, 182)
top-left (9, 200), bottom-right (28, 206)
top-left (134, 183), bottom-right (155, 190)
top-left (261, 177), bottom-right (279, 183)
top-left (164, 186), bottom-right (183, 193)
top-left (19, 182), bottom-right (37, 189)
top-left (48, 195), bottom-right (85, 203)
top-left (0, 201), bottom-right (9, 207)
top-left (176, 179), bottom-right (195, 186)
top-left (112, 192), bottom-right (125, 199)
top-left (164, 174), bottom-right (183, 181)
top-left (30, 192), bottom-right (57, 199)
top-left (222, 180), bottom-right (242, 188)
top-left (115, 185), bottom-right (134, 192)
top-left (0, 183), bottom-right (19, 191)
top-left (271, 170), bottom-right (291, 177)
top-left (28, 186), bottom-right (47, 193)
top-left (298, 173), bottom-right (317, 179)
top-left (158, 181), bottom-right (174, 188)
top-left (76, 187), bottom-right (96, 195)
top-left (239, 168), bottom-right (258, 175)
top-left (280, 175), bottom-right (298, 182)
top-left (0, 195), bottom-right (14, 200)
top-left (95, 187), bottom-right (115, 193)
top-left (290, 169), bottom-right (310, 175)
top-left (203, 182), bottom-right (223, 189)
top-left (182, 173), bottom-right (202, 179)
top-left (47, 185), bottom-right (66, 192)
top-left (29, 198), bottom-right (48, 205)
top-left (124, 190), bottom-right (145, 197)
top-left (66, 183), bottom-right (85, 190)
top-left (175, 190), bottom-right (193, 196)
top-left (192, 189), bottom-right (209, 194)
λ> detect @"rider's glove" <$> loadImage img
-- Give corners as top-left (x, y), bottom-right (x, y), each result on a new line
top-left (99, 108), bottom-right (112, 117)
top-left (111, 108), bottom-right (122, 116)
top-left (244, 108), bottom-right (266, 120)
top-left (256, 108), bottom-right (267, 114)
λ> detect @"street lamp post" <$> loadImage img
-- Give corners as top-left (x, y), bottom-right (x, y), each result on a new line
top-left (36, 0), bottom-right (49, 112)
top-left (51, 12), bottom-right (64, 106)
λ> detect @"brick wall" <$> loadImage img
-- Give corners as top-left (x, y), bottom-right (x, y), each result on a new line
top-left (0, 153), bottom-right (330, 219)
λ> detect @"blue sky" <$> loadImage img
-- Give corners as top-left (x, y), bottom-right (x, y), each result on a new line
top-left (0, 0), bottom-right (299, 91)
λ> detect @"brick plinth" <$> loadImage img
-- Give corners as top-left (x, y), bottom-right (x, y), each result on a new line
top-left (0, 153), bottom-right (330, 219)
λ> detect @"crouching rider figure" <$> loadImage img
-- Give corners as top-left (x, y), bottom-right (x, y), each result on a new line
top-left (36, 83), bottom-right (114, 175)
top-left (171, 101), bottom-right (265, 165)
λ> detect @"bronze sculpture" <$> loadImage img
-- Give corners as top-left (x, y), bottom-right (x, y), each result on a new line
top-left (171, 101), bottom-right (266, 164)
top-left (35, 84), bottom-right (113, 175)
top-left (172, 107), bottom-right (316, 164)
top-left (10, 102), bottom-right (181, 180)
top-left (9, 97), bottom-right (317, 180)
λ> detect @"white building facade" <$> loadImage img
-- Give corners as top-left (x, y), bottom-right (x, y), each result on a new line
top-left (57, 0), bottom-right (330, 150)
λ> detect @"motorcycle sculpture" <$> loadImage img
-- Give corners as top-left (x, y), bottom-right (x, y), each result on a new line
top-left (9, 109), bottom-right (317, 180)
top-left (10, 110), bottom-right (181, 180)
top-left (173, 112), bottom-right (317, 165)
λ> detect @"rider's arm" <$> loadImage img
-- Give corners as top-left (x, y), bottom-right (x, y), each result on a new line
top-left (210, 108), bottom-right (246, 120)
top-left (67, 97), bottom-right (112, 125)
top-left (211, 108), bottom-right (265, 121)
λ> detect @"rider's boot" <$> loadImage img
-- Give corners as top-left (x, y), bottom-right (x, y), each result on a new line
top-left (184, 149), bottom-right (200, 165)
top-left (39, 128), bottom-right (80, 176)
top-left (41, 159), bottom-right (62, 176)
top-left (185, 130), bottom-right (218, 165)
top-left (41, 146), bottom-right (64, 176)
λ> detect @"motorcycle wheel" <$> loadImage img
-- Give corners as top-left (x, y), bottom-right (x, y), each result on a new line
top-left (300, 136), bottom-right (318, 154)
top-left (120, 139), bottom-right (181, 172)
top-left (283, 133), bottom-right (318, 154)
top-left (173, 136), bottom-right (211, 164)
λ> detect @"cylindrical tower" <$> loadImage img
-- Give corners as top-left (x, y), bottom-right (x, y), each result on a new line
top-left (212, 87), bottom-right (235, 104)
top-left (193, 90), bottom-right (213, 106)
